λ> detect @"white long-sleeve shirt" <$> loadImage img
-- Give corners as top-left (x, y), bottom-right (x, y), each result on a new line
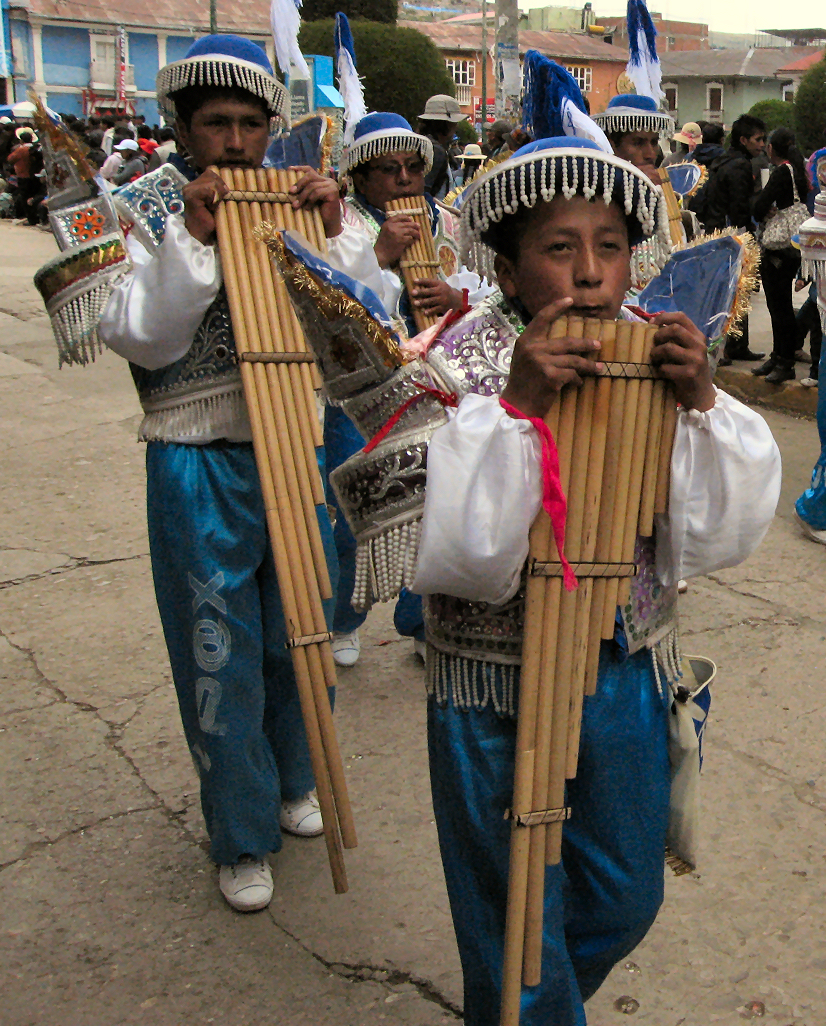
top-left (411, 389), bottom-right (781, 606)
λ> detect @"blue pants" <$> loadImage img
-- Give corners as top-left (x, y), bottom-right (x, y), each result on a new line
top-left (427, 643), bottom-right (670, 1026)
top-left (146, 441), bottom-right (337, 865)
top-left (324, 405), bottom-right (424, 640)
top-left (796, 303), bottom-right (826, 530)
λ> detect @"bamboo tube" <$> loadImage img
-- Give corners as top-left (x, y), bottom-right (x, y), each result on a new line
top-left (235, 169), bottom-right (331, 596)
top-left (615, 323), bottom-right (657, 610)
top-left (385, 196), bottom-right (441, 332)
top-left (654, 395), bottom-right (678, 515)
top-left (658, 167), bottom-right (685, 247)
top-left (599, 320), bottom-right (635, 638)
top-left (638, 378), bottom-right (666, 537)
top-left (215, 189), bottom-right (349, 891)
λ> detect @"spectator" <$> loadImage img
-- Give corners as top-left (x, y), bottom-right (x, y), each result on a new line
top-left (100, 116), bottom-right (116, 155)
top-left (417, 94), bottom-right (466, 199)
top-left (0, 117), bottom-right (16, 170)
top-left (692, 123), bottom-right (726, 168)
top-left (111, 138), bottom-right (147, 185)
top-left (662, 121), bottom-right (701, 167)
top-left (147, 126), bottom-right (177, 171)
top-left (137, 124), bottom-right (159, 159)
top-left (751, 126), bottom-right (809, 384)
top-left (485, 119), bottom-right (512, 158)
top-left (457, 142), bottom-right (485, 184)
top-left (8, 128), bottom-right (39, 222)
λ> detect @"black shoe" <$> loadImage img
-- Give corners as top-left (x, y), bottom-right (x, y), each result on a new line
top-left (716, 353), bottom-right (732, 367)
top-left (727, 348), bottom-right (766, 361)
top-left (764, 365), bottom-right (795, 384)
top-left (752, 358), bottom-right (776, 376)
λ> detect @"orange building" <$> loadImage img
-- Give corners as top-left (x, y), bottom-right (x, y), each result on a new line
top-left (599, 14), bottom-right (709, 52)
top-left (400, 20), bottom-right (630, 120)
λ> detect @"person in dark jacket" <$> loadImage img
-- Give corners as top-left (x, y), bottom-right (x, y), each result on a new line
top-left (701, 114), bottom-right (766, 363)
top-left (692, 123), bottom-right (725, 168)
top-left (750, 126), bottom-right (810, 384)
top-left (417, 94), bottom-right (466, 199)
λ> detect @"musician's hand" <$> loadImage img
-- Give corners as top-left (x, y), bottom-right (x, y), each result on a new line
top-left (182, 170), bottom-right (227, 245)
top-left (500, 298), bottom-right (604, 420)
top-left (411, 278), bottom-right (464, 316)
top-left (650, 311), bottom-right (716, 412)
top-left (374, 216), bottom-right (420, 268)
top-left (795, 277), bottom-right (808, 292)
top-left (639, 164), bottom-right (662, 185)
top-left (290, 166), bottom-right (343, 238)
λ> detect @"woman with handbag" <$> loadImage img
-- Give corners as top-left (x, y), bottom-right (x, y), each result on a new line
top-left (752, 127), bottom-right (810, 384)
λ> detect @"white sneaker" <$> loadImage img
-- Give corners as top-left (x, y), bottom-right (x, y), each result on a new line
top-left (219, 856), bottom-right (273, 912)
top-left (794, 509), bottom-right (826, 545)
top-left (280, 791), bottom-right (324, 837)
top-left (413, 638), bottom-right (426, 661)
top-left (801, 377), bottom-right (818, 388)
top-left (331, 629), bottom-right (360, 667)
top-left (677, 579), bottom-right (688, 594)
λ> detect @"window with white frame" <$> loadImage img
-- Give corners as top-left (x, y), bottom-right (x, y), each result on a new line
top-left (445, 58), bottom-right (475, 86)
top-left (663, 83), bottom-right (678, 112)
top-left (783, 84), bottom-right (795, 102)
top-left (706, 81), bottom-right (723, 118)
top-left (566, 65), bottom-right (592, 93)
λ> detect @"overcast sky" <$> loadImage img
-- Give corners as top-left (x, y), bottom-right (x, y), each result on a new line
top-left (519, 0), bottom-right (824, 38)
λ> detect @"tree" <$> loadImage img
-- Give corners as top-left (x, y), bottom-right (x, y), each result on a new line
top-left (747, 99), bottom-right (795, 134)
top-left (794, 59), bottom-right (826, 155)
top-left (299, 20), bottom-right (456, 127)
top-left (303, 0), bottom-right (396, 25)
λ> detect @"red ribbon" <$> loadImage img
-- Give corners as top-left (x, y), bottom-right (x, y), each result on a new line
top-left (499, 397), bottom-right (577, 592)
top-left (363, 383), bottom-right (458, 454)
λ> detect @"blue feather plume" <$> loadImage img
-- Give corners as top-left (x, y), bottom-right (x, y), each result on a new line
top-left (522, 50), bottom-right (586, 139)
top-left (335, 12), bottom-right (367, 145)
top-left (625, 0), bottom-right (663, 102)
top-left (334, 10), bottom-right (357, 67)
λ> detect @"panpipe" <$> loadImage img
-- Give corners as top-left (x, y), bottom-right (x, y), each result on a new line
top-left (385, 195), bottom-right (442, 333)
top-left (212, 166), bottom-right (357, 893)
top-left (658, 167), bottom-right (686, 247)
top-left (500, 316), bottom-right (677, 1025)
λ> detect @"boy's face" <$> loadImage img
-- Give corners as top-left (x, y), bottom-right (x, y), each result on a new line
top-left (494, 195), bottom-right (631, 321)
top-left (176, 96), bottom-right (270, 173)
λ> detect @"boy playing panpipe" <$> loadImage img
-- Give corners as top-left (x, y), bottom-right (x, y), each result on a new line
top-left (95, 36), bottom-right (384, 912)
top-left (409, 137), bottom-right (781, 1024)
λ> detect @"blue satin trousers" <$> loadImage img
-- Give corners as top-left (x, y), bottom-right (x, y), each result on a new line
top-left (427, 642), bottom-right (671, 1026)
top-left (146, 441), bottom-right (337, 865)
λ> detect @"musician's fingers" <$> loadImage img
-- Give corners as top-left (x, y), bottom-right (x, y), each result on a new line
top-left (536, 352), bottom-right (604, 379)
top-left (522, 335), bottom-right (602, 359)
top-left (530, 296), bottom-right (575, 333)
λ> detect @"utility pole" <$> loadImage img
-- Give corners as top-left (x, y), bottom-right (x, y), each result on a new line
top-left (494, 0), bottom-right (520, 121)
top-left (210, 0), bottom-right (218, 35)
top-left (480, 0), bottom-right (487, 136)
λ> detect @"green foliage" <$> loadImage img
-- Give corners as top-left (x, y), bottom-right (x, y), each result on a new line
top-left (747, 99), bottom-right (795, 134)
top-left (299, 20), bottom-right (456, 127)
top-left (794, 59), bottom-right (826, 155)
top-left (455, 119), bottom-right (479, 146)
top-left (303, 0), bottom-right (396, 25)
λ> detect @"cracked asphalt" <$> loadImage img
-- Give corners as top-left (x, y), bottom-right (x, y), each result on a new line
top-left (3, 220), bottom-right (826, 1026)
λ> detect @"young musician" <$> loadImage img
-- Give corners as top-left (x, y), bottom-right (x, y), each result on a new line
top-left (96, 35), bottom-right (383, 912)
top-left (591, 94), bottom-right (675, 184)
top-left (408, 137), bottom-right (781, 1024)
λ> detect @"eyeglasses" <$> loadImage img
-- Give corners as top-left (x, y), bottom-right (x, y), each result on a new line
top-left (370, 159), bottom-right (426, 178)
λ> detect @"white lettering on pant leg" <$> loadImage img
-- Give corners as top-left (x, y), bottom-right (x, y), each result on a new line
top-left (196, 677), bottom-right (228, 736)
top-left (188, 571), bottom-right (228, 615)
top-left (191, 743), bottom-right (212, 773)
top-left (193, 618), bottom-right (231, 674)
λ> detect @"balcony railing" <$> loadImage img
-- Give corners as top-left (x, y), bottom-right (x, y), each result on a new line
top-left (703, 108), bottom-right (724, 123)
top-left (456, 84), bottom-right (472, 106)
top-left (90, 60), bottom-right (136, 93)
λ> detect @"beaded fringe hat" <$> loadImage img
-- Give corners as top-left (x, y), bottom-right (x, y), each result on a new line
top-left (156, 35), bottom-right (289, 123)
top-left (459, 136), bottom-right (672, 285)
top-left (591, 95), bottom-right (675, 137)
top-left (340, 112), bottom-right (433, 178)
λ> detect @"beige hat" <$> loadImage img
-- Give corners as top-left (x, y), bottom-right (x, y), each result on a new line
top-left (458, 143), bottom-right (484, 161)
top-left (672, 121), bottom-right (701, 146)
top-left (419, 94), bottom-right (467, 123)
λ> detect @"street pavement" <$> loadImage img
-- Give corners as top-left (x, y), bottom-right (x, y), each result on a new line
top-left (2, 218), bottom-right (826, 1026)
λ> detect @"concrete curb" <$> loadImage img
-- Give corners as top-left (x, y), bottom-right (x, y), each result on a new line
top-left (714, 364), bottom-right (818, 418)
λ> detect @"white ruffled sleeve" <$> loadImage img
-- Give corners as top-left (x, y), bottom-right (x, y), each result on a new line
top-left (655, 387), bottom-right (781, 584)
top-left (411, 393), bottom-right (543, 605)
top-left (98, 214), bottom-right (221, 370)
top-left (325, 221), bottom-right (401, 314)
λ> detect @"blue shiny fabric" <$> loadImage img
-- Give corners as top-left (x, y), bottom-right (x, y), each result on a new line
top-left (795, 323), bottom-right (826, 530)
top-left (146, 440), bottom-right (338, 865)
top-left (427, 642), bottom-right (670, 1026)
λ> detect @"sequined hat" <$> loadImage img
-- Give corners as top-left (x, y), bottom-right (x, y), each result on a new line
top-left (591, 94), bottom-right (675, 137)
top-left (156, 34), bottom-right (289, 124)
top-left (459, 136), bottom-right (671, 282)
top-left (340, 112), bottom-right (434, 177)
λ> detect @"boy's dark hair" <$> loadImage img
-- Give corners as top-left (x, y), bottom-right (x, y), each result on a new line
top-left (768, 126), bottom-right (808, 196)
top-left (137, 125), bottom-right (153, 139)
top-left (730, 114), bottom-right (766, 153)
top-left (702, 123), bottom-right (724, 145)
top-left (101, 116), bottom-right (115, 129)
top-left (158, 126), bottom-right (176, 142)
top-left (169, 85), bottom-right (270, 129)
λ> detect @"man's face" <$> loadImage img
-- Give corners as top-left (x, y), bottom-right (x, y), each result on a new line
top-left (612, 131), bottom-right (659, 170)
top-left (176, 96), bottom-right (270, 172)
top-left (740, 131), bottom-right (766, 158)
top-left (494, 195), bottom-right (631, 321)
top-left (352, 150), bottom-right (426, 210)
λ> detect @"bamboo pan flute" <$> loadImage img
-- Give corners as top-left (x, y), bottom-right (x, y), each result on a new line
top-left (212, 166), bottom-right (357, 893)
top-left (499, 316), bottom-right (678, 1026)
top-left (385, 195), bottom-right (442, 333)
top-left (658, 167), bottom-right (685, 246)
